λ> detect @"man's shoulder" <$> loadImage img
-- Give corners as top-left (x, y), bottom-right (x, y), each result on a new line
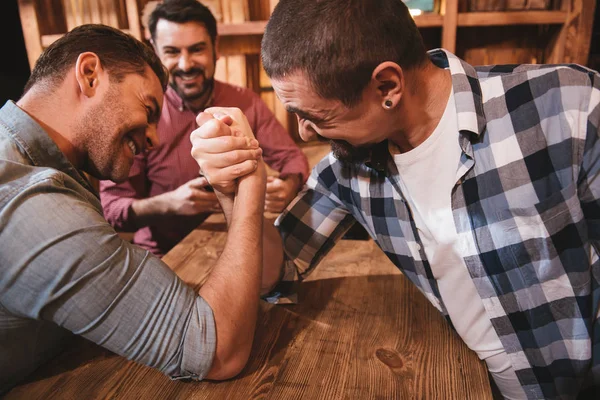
top-left (475, 63), bottom-right (597, 88)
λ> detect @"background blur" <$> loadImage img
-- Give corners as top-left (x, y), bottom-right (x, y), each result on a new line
top-left (2, 0), bottom-right (599, 142)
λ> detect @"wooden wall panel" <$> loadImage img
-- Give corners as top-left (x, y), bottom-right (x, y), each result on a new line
top-left (457, 26), bottom-right (545, 65)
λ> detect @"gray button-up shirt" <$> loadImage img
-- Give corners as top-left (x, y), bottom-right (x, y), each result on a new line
top-left (0, 101), bottom-right (216, 394)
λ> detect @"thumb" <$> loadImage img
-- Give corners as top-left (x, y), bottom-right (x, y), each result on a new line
top-left (188, 176), bottom-right (209, 188)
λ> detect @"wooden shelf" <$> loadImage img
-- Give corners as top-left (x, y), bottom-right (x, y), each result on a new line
top-left (41, 30), bottom-right (133, 47)
top-left (414, 13), bottom-right (444, 28)
top-left (458, 11), bottom-right (568, 27)
top-left (217, 13), bottom-right (443, 36)
top-left (218, 20), bottom-right (267, 36)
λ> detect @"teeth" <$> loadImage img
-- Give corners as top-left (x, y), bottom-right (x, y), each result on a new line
top-left (180, 74), bottom-right (199, 81)
top-left (127, 140), bottom-right (137, 155)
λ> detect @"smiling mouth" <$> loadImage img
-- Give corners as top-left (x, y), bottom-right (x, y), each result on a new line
top-left (125, 136), bottom-right (139, 156)
top-left (178, 72), bottom-right (201, 82)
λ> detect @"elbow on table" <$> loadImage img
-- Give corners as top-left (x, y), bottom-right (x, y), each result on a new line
top-left (205, 344), bottom-right (252, 380)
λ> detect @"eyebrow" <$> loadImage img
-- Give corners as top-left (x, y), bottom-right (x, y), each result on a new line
top-left (162, 41), bottom-right (207, 51)
top-left (146, 96), bottom-right (160, 124)
top-left (285, 106), bottom-right (325, 124)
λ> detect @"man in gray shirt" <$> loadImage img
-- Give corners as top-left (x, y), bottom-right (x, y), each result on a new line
top-left (0, 24), bottom-right (282, 394)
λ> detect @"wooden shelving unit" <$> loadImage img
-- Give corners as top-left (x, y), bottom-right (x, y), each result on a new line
top-left (457, 11), bottom-right (568, 26)
top-left (16, 0), bottom-right (598, 142)
top-left (18, 0), bottom-right (596, 68)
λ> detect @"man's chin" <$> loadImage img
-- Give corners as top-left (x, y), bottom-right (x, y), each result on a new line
top-left (330, 140), bottom-right (373, 166)
top-left (170, 81), bottom-right (213, 103)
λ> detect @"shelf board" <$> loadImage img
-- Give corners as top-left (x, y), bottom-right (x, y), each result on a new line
top-left (218, 13), bottom-right (443, 36)
top-left (458, 11), bottom-right (568, 27)
top-left (218, 21), bottom-right (267, 36)
top-left (413, 13), bottom-right (444, 27)
top-left (40, 14), bottom-right (444, 47)
top-left (41, 29), bottom-right (133, 47)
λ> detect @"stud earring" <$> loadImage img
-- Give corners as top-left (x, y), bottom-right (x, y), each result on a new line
top-left (384, 99), bottom-right (393, 109)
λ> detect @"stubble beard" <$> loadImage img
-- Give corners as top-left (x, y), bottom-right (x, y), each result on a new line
top-left (329, 139), bottom-right (374, 166)
top-left (171, 68), bottom-right (215, 104)
top-left (76, 90), bottom-right (130, 182)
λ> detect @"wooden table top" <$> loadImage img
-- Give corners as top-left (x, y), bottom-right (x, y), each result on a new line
top-left (5, 143), bottom-right (492, 399)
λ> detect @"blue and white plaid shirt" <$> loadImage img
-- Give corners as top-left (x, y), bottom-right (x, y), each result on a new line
top-left (276, 49), bottom-right (600, 399)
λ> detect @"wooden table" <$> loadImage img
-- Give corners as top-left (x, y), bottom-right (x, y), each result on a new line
top-left (5, 144), bottom-right (492, 399)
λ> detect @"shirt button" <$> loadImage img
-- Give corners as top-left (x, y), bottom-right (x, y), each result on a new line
top-left (416, 244), bottom-right (422, 251)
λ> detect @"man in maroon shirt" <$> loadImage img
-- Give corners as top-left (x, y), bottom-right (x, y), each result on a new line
top-left (100, 0), bottom-right (309, 257)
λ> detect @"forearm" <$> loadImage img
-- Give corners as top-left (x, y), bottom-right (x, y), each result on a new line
top-left (261, 217), bottom-right (284, 294)
top-left (200, 174), bottom-right (265, 379)
top-left (130, 194), bottom-right (172, 227)
top-left (215, 191), bottom-right (234, 228)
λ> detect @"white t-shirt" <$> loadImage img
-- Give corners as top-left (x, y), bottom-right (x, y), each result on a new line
top-left (390, 90), bottom-right (525, 399)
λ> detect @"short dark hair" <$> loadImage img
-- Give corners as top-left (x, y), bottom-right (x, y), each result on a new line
top-left (149, 0), bottom-right (217, 45)
top-left (262, 0), bottom-right (428, 107)
top-left (24, 24), bottom-right (168, 94)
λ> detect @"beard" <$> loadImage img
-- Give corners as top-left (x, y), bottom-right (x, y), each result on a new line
top-left (329, 139), bottom-right (374, 166)
top-left (75, 88), bottom-right (131, 182)
top-left (170, 67), bottom-right (214, 103)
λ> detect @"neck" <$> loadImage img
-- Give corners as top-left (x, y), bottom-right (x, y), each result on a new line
top-left (17, 88), bottom-right (83, 168)
top-left (390, 62), bottom-right (452, 153)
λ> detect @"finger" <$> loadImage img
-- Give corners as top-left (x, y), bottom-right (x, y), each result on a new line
top-left (205, 107), bottom-right (254, 139)
top-left (193, 148), bottom-right (263, 170)
top-left (266, 191), bottom-right (286, 201)
top-left (266, 179), bottom-right (283, 193)
top-left (191, 118), bottom-right (232, 139)
top-left (187, 176), bottom-right (209, 188)
top-left (207, 160), bottom-right (258, 186)
top-left (266, 175), bottom-right (276, 183)
top-left (190, 135), bottom-right (258, 154)
top-left (196, 111), bottom-right (233, 126)
top-left (265, 183), bottom-right (282, 194)
top-left (192, 191), bottom-right (218, 202)
top-left (265, 200), bottom-right (284, 213)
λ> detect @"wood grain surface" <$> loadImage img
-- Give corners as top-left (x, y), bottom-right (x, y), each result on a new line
top-left (5, 143), bottom-right (492, 399)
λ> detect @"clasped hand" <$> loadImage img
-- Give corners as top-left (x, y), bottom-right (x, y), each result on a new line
top-left (190, 107), bottom-right (264, 194)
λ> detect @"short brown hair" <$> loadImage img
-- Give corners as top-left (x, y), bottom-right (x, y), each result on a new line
top-left (262, 0), bottom-right (428, 107)
top-left (24, 24), bottom-right (168, 94)
top-left (148, 0), bottom-right (217, 45)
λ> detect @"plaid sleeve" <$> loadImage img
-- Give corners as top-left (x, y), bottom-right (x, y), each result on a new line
top-left (275, 157), bottom-right (356, 280)
top-left (579, 70), bottom-right (600, 241)
top-left (577, 68), bottom-right (600, 391)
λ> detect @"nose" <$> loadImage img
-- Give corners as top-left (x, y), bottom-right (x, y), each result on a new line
top-left (145, 125), bottom-right (159, 150)
top-left (177, 52), bottom-right (192, 71)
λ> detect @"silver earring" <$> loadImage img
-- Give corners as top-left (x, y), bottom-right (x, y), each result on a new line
top-left (384, 99), bottom-right (393, 109)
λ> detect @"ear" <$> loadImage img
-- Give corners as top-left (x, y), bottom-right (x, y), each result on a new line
top-left (213, 37), bottom-right (220, 61)
top-left (371, 62), bottom-right (404, 110)
top-left (75, 52), bottom-right (102, 98)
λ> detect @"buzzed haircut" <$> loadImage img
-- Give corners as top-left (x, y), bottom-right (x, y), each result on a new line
top-left (262, 0), bottom-right (428, 107)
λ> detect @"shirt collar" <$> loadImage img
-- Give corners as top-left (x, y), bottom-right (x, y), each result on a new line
top-left (368, 49), bottom-right (485, 174)
top-left (429, 48), bottom-right (486, 138)
top-left (0, 100), bottom-right (97, 194)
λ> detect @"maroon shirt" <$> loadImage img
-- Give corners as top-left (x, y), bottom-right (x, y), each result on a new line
top-left (100, 82), bottom-right (309, 257)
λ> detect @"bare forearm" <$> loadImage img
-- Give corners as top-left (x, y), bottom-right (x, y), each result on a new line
top-left (200, 175), bottom-right (265, 379)
top-left (218, 192), bottom-right (283, 295)
top-left (261, 218), bottom-right (284, 294)
top-left (130, 193), bottom-right (178, 227)
top-left (215, 191), bottom-right (234, 228)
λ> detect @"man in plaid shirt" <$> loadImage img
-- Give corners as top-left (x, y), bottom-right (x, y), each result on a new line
top-left (190, 0), bottom-right (600, 398)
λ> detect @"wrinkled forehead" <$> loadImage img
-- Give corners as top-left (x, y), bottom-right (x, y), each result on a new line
top-left (271, 71), bottom-right (317, 101)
